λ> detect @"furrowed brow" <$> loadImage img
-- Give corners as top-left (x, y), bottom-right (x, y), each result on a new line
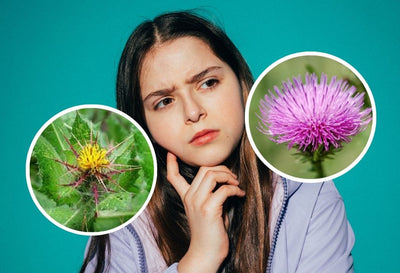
top-left (186, 66), bottom-right (222, 84)
top-left (142, 66), bottom-right (222, 103)
top-left (143, 88), bottom-right (174, 103)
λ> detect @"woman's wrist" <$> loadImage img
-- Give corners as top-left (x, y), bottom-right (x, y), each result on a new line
top-left (177, 249), bottom-right (224, 273)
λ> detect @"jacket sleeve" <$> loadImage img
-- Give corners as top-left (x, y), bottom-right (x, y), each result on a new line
top-left (295, 181), bottom-right (355, 273)
top-left (82, 228), bottom-right (142, 273)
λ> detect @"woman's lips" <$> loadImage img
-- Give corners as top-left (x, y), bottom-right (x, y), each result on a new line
top-left (190, 129), bottom-right (220, 145)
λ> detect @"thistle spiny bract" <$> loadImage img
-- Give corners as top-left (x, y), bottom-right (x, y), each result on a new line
top-left (55, 130), bottom-right (139, 216)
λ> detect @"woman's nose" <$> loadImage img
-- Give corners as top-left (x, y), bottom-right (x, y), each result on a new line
top-left (183, 94), bottom-right (206, 124)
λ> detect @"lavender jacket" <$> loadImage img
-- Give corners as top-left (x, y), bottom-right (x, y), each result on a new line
top-left (84, 179), bottom-right (354, 273)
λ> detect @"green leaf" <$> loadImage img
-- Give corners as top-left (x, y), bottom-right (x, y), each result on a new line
top-left (32, 136), bottom-right (80, 206)
top-left (41, 118), bottom-right (70, 157)
top-left (111, 134), bottom-right (135, 162)
top-left (93, 211), bottom-right (134, 232)
top-left (97, 192), bottom-right (134, 211)
top-left (117, 169), bottom-right (141, 193)
top-left (132, 129), bottom-right (154, 191)
top-left (33, 189), bottom-right (57, 208)
top-left (71, 111), bottom-right (91, 145)
top-left (131, 191), bottom-right (150, 212)
top-left (47, 204), bottom-right (94, 232)
top-left (104, 111), bottom-right (132, 143)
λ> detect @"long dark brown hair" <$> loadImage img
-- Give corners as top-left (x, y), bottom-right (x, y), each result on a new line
top-left (81, 11), bottom-right (273, 273)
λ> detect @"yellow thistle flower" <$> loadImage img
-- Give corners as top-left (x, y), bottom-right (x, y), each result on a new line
top-left (77, 143), bottom-right (110, 174)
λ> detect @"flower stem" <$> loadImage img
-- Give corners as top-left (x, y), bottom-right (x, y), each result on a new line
top-left (312, 145), bottom-right (326, 178)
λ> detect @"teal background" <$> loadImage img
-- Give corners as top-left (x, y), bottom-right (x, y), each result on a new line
top-left (1, 0), bottom-right (398, 272)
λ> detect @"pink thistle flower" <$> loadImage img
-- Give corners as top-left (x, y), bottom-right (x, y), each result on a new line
top-left (257, 73), bottom-right (372, 152)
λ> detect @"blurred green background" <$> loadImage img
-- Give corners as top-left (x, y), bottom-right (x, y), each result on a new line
top-left (1, 0), bottom-right (398, 272)
top-left (248, 54), bottom-right (373, 180)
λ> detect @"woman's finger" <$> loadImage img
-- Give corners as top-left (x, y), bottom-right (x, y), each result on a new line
top-left (166, 152), bottom-right (190, 200)
top-left (207, 184), bottom-right (246, 209)
top-left (190, 166), bottom-right (237, 193)
top-left (193, 170), bottom-right (239, 203)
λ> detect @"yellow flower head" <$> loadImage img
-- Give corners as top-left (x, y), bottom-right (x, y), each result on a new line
top-left (77, 143), bottom-right (110, 173)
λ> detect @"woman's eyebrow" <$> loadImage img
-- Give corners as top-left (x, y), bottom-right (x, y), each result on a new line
top-left (186, 66), bottom-right (222, 84)
top-left (143, 88), bottom-right (174, 103)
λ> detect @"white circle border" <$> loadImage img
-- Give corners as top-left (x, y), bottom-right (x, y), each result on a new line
top-left (245, 51), bottom-right (377, 183)
top-left (26, 104), bottom-right (158, 236)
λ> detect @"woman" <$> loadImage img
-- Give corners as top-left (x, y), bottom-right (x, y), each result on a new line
top-left (81, 11), bottom-right (354, 273)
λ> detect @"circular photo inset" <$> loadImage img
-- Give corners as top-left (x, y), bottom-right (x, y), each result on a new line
top-left (245, 52), bottom-right (376, 183)
top-left (26, 105), bottom-right (157, 235)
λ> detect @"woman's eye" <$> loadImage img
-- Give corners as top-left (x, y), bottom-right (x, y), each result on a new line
top-left (155, 97), bottom-right (174, 110)
top-left (200, 78), bottom-right (219, 89)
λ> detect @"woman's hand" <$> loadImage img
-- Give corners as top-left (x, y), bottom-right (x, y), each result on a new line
top-left (166, 152), bottom-right (245, 273)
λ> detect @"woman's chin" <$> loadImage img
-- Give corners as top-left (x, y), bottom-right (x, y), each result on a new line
top-left (179, 152), bottom-right (231, 168)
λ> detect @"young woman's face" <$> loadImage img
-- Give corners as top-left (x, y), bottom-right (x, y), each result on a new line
top-left (140, 37), bottom-right (244, 167)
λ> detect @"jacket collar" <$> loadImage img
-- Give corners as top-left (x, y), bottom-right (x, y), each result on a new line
top-left (283, 177), bottom-right (302, 197)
